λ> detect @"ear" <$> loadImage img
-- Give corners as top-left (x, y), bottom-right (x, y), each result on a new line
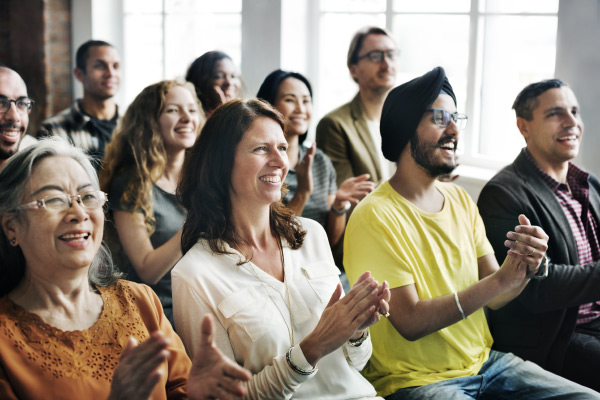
top-left (516, 117), bottom-right (529, 141)
top-left (74, 67), bottom-right (85, 84)
top-left (349, 64), bottom-right (359, 81)
top-left (1, 214), bottom-right (18, 243)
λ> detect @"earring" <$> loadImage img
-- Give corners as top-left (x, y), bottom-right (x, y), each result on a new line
top-left (9, 238), bottom-right (17, 246)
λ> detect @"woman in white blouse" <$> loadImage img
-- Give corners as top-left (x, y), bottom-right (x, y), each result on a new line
top-left (172, 99), bottom-right (389, 399)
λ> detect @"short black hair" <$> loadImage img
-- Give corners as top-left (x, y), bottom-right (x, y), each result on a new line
top-left (256, 69), bottom-right (313, 105)
top-left (76, 40), bottom-right (113, 72)
top-left (512, 79), bottom-right (566, 120)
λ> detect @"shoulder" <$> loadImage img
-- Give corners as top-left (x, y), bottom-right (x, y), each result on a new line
top-left (317, 99), bottom-right (355, 129)
top-left (173, 239), bottom-right (223, 278)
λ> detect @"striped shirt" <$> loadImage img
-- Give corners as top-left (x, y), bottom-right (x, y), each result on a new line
top-left (525, 149), bottom-right (600, 324)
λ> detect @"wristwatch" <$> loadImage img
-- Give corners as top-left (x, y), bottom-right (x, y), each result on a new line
top-left (331, 201), bottom-right (351, 216)
top-left (527, 254), bottom-right (549, 280)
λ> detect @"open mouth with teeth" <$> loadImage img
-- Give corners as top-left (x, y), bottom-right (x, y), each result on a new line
top-left (259, 176), bottom-right (281, 183)
top-left (437, 140), bottom-right (456, 151)
top-left (557, 135), bottom-right (577, 142)
top-left (58, 232), bottom-right (90, 242)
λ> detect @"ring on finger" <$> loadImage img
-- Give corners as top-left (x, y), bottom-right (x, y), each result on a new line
top-left (528, 248), bottom-right (535, 256)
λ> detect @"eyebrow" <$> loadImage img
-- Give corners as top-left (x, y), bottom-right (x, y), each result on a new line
top-left (0, 95), bottom-right (28, 101)
top-left (31, 183), bottom-right (93, 197)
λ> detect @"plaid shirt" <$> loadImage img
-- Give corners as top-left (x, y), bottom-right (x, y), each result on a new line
top-left (36, 100), bottom-right (119, 168)
top-left (525, 149), bottom-right (600, 324)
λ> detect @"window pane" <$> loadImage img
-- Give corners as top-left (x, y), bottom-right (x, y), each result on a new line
top-left (393, 0), bottom-right (470, 13)
top-left (477, 15), bottom-right (557, 161)
top-left (165, 0), bottom-right (242, 13)
top-left (123, 14), bottom-right (164, 106)
top-left (164, 13), bottom-right (242, 81)
top-left (321, 0), bottom-right (385, 12)
top-left (392, 14), bottom-right (470, 114)
top-left (318, 13), bottom-right (386, 119)
top-left (481, 0), bottom-right (558, 14)
top-left (124, 0), bottom-right (162, 13)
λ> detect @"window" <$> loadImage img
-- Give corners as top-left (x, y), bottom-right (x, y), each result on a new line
top-left (315, 0), bottom-right (558, 169)
top-left (122, 0), bottom-right (242, 106)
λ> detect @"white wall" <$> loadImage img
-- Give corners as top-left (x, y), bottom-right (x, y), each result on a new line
top-left (555, 0), bottom-right (600, 178)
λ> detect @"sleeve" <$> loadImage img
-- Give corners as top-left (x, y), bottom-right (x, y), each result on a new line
top-left (316, 115), bottom-right (355, 186)
top-left (0, 364), bottom-right (18, 400)
top-left (137, 284), bottom-right (191, 399)
top-left (478, 181), bottom-right (600, 312)
top-left (341, 332), bottom-right (373, 371)
top-left (172, 261), bottom-right (315, 400)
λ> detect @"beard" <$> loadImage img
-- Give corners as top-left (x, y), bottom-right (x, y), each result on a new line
top-left (410, 133), bottom-right (457, 178)
top-left (0, 123), bottom-right (24, 160)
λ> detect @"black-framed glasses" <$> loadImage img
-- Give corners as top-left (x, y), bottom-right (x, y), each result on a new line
top-left (0, 97), bottom-right (34, 114)
top-left (19, 190), bottom-right (107, 213)
top-left (357, 49), bottom-right (399, 63)
top-left (425, 109), bottom-right (468, 130)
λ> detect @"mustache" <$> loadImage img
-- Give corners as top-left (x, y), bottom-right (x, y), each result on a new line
top-left (0, 123), bottom-right (24, 132)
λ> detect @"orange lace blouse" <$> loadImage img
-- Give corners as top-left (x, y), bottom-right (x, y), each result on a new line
top-left (0, 280), bottom-right (191, 399)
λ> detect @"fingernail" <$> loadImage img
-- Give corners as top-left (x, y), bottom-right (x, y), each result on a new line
top-left (515, 226), bottom-right (522, 232)
top-left (504, 240), bottom-right (512, 247)
top-left (506, 232), bottom-right (514, 239)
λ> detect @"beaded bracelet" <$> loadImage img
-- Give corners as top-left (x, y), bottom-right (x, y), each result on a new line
top-left (348, 329), bottom-right (369, 347)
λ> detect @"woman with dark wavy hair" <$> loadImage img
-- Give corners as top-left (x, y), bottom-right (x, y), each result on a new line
top-left (172, 99), bottom-right (389, 399)
top-left (0, 138), bottom-right (250, 399)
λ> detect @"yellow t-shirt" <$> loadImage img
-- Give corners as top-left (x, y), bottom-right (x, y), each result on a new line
top-left (344, 181), bottom-right (494, 397)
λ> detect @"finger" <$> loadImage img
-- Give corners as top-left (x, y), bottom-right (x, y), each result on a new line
top-left (325, 283), bottom-right (343, 309)
top-left (345, 274), bottom-right (375, 303)
top-left (354, 173), bottom-right (370, 183)
top-left (518, 214), bottom-right (531, 226)
top-left (218, 372), bottom-right (250, 397)
top-left (214, 383), bottom-right (246, 400)
top-left (120, 336), bottom-right (138, 359)
top-left (199, 314), bottom-right (215, 349)
top-left (308, 142), bottom-right (316, 156)
top-left (223, 361), bottom-right (252, 382)
top-left (138, 368), bottom-right (164, 399)
top-left (353, 271), bottom-right (371, 285)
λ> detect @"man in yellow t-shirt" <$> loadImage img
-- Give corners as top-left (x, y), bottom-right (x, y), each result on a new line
top-left (344, 67), bottom-right (599, 399)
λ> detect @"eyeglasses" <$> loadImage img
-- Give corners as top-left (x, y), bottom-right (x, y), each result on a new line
top-left (357, 49), bottom-right (399, 63)
top-left (19, 190), bottom-right (107, 213)
top-left (425, 109), bottom-right (468, 130)
top-left (0, 97), bottom-right (34, 114)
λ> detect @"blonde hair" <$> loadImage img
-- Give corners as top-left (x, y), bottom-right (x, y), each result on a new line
top-left (100, 79), bottom-right (204, 233)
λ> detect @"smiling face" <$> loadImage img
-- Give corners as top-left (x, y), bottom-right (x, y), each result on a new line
top-left (212, 58), bottom-right (241, 102)
top-left (410, 94), bottom-right (459, 177)
top-left (9, 156), bottom-right (104, 276)
top-left (518, 86), bottom-right (583, 170)
top-left (230, 117), bottom-right (289, 210)
top-left (274, 77), bottom-right (312, 138)
top-left (75, 45), bottom-right (121, 100)
top-left (158, 85), bottom-right (201, 154)
top-left (0, 69), bottom-right (29, 162)
top-left (350, 33), bottom-right (397, 94)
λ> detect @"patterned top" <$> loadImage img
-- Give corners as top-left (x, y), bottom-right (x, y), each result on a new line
top-left (284, 146), bottom-right (337, 227)
top-left (524, 149), bottom-right (600, 324)
top-left (36, 100), bottom-right (119, 168)
top-left (0, 280), bottom-right (190, 399)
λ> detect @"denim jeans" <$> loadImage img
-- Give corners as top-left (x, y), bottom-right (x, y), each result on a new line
top-left (386, 350), bottom-right (600, 400)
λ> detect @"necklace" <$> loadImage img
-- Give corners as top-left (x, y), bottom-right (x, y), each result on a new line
top-left (248, 237), bottom-right (294, 346)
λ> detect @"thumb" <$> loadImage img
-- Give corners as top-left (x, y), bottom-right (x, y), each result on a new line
top-left (199, 314), bottom-right (215, 349)
top-left (325, 283), bottom-right (343, 309)
top-left (121, 336), bottom-right (138, 359)
top-left (518, 214), bottom-right (531, 226)
top-left (355, 173), bottom-right (370, 182)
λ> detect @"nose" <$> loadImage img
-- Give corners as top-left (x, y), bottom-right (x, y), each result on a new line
top-left (270, 146), bottom-right (288, 169)
top-left (3, 101), bottom-right (21, 123)
top-left (563, 112), bottom-right (580, 129)
top-left (65, 195), bottom-right (90, 222)
top-left (445, 119), bottom-right (459, 137)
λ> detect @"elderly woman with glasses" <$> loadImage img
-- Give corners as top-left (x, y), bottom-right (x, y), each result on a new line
top-left (0, 138), bottom-right (250, 399)
top-left (172, 99), bottom-right (390, 399)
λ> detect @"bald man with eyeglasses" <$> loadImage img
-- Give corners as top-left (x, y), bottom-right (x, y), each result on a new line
top-left (0, 66), bottom-right (36, 170)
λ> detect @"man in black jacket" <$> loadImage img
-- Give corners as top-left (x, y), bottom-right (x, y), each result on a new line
top-left (478, 79), bottom-right (600, 391)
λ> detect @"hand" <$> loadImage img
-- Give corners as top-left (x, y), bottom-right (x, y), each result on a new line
top-left (333, 174), bottom-right (375, 210)
top-left (108, 332), bottom-right (170, 400)
top-left (188, 315), bottom-right (251, 400)
top-left (504, 214), bottom-right (549, 274)
top-left (213, 85), bottom-right (228, 105)
top-left (300, 272), bottom-right (385, 366)
top-left (296, 143), bottom-right (315, 195)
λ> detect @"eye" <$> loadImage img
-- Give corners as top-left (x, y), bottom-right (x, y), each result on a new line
top-left (188, 108), bottom-right (198, 113)
top-left (278, 145), bottom-right (288, 152)
top-left (213, 73), bottom-right (225, 80)
top-left (254, 146), bottom-right (267, 152)
top-left (166, 108), bottom-right (179, 113)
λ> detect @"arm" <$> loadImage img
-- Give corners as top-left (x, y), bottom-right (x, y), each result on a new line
top-left (286, 144), bottom-right (315, 216)
top-left (479, 182), bottom-right (600, 312)
top-left (325, 174), bottom-right (375, 246)
top-left (113, 210), bottom-right (182, 285)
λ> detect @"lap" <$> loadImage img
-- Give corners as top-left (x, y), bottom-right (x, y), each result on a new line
top-left (562, 322), bottom-right (600, 392)
top-left (388, 351), bottom-right (600, 400)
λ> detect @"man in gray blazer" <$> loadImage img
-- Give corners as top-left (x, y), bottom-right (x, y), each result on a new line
top-left (478, 79), bottom-right (600, 391)
top-left (316, 26), bottom-right (397, 187)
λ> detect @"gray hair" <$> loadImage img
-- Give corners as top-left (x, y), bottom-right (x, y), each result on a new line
top-left (0, 137), bottom-right (122, 296)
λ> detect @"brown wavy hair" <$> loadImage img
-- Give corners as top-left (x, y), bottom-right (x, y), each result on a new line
top-left (100, 79), bottom-right (203, 234)
top-left (178, 99), bottom-right (306, 258)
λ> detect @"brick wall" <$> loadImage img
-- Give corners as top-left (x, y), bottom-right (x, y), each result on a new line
top-left (0, 0), bottom-right (73, 136)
